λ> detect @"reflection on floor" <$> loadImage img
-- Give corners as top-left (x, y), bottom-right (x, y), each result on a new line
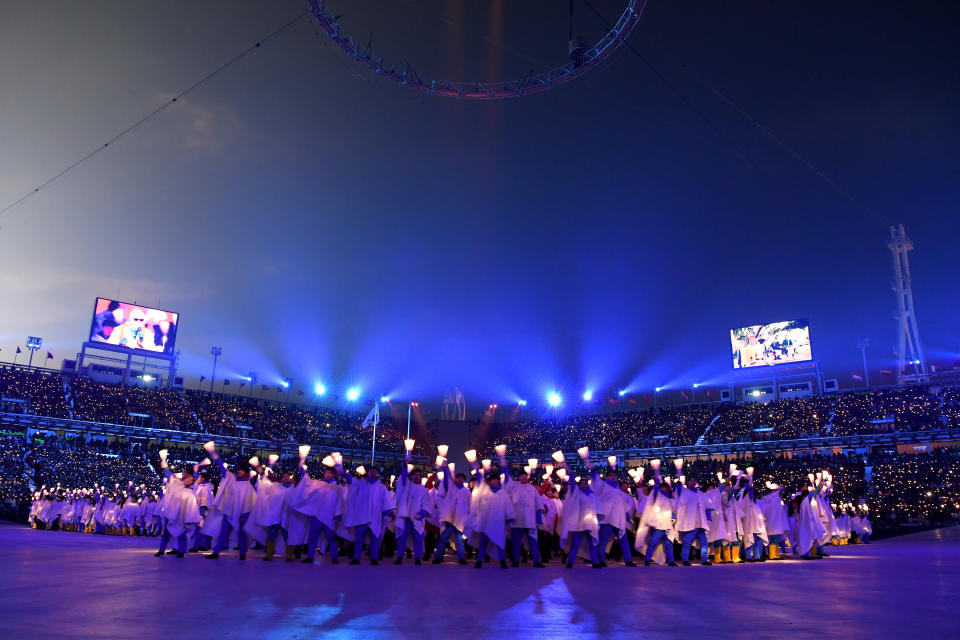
top-left (1, 522), bottom-right (956, 639)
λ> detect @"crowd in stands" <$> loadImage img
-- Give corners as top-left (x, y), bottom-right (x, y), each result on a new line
top-left (1, 368), bottom-right (959, 461)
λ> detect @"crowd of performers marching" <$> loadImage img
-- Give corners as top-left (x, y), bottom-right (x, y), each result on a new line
top-left (28, 441), bottom-right (873, 568)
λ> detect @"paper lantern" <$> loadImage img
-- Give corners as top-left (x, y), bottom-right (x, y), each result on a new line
top-left (544, 464), bottom-right (554, 475)
top-left (608, 455), bottom-right (617, 469)
top-left (679, 475), bottom-right (686, 485)
top-left (332, 452), bottom-right (343, 465)
top-left (808, 473), bottom-right (815, 484)
top-left (664, 477), bottom-right (672, 485)
top-left (577, 446), bottom-right (589, 459)
top-left (390, 474), bottom-right (396, 484)
top-left (203, 441), bottom-right (216, 453)
top-left (321, 455), bottom-right (335, 468)
top-left (407, 463), bottom-right (414, 473)
top-left (494, 444), bottom-right (508, 457)
top-left (528, 458), bottom-right (539, 469)
top-left (464, 449), bottom-right (477, 463)
top-left (438, 471), bottom-right (445, 481)
top-left (574, 476), bottom-right (581, 483)
top-left (158, 449), bottom-right (168, 461)
top-left (551, 450), bottom-right (564, 463)
top-left (356, 465), bottom-right (366, 476)
top-left (557, 468), bottom-right (568, 480)
top-left (746, 466), bottom-right (754, 476)
top-left (435, 455), bottom-right (445, 467)
top-left (248, 456), bottom-right (259, 467)
top-left (650, 459), bottom-right (661, 470)
top-left (437, 444), bottom-right (449, 458)
top-left (174, 472), bottom-right (182, 479)
top-left (542, 472), bottom-right (551, 481)
top-left (200, 458), bottom-right (211, 467)
top-left (420, 477), bottom-right (428, 486)
top-left (404, 439), bottom-right (415, 452)
top-left (299, 445), bottom-right (311, 458)
top-left (717, 472), bottom-right (724, 482)
top-left (268, 454), bottom-right (280, 465)
top-left (729, 463), bottom-right (737, 474)
top-left (523, 465), bottom-right (531, 474)
top-left (481, 459), bottom-right (492, 471)
top-left (447, 462), bottom-right (455, 473)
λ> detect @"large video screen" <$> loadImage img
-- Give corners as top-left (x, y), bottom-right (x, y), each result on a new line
top-left (731, 319), bottom-right (811, 369)
top-left (89, 298), bottom-right (179, 355)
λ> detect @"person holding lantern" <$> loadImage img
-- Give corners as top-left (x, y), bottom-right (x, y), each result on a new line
top-left (500, 446), bottom-right (546, 568)
top-left (204, 443), bottom-right (257, 560)
top-left (432, 458), bottom-right (471, 565)
top-left (464, 453), bottom-right (516, 569)
top-left (589, 456), bottom-right (636, 567)
top-left (153, 451), bottom-right (200, 558)
top-left (341, 465), bottom-right (394, 565)
top-left (394, 441), bottom-right (432, 565)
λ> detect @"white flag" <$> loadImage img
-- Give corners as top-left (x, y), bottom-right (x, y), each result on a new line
top-left (362, 401), bottom-right (379, 428)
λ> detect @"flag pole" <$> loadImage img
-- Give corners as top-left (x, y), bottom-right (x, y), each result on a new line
top-left (371, 421), bottom-right (377, 466)
top-left (406, 403), bottom-right (412, 440)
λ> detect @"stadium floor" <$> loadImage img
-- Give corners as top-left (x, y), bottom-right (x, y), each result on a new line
top-left (0, 522), bottom-right (956, 639)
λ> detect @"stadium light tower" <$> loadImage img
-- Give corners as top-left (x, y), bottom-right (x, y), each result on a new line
top-left (25, 336), bottom-right (42, 369)
top-left (209, 346), bottom-right (222, 393)
top-left (282, 377), bottom-right (294, 403)
top-left (347, 387), bottom-right (360, 402)
top-left (247, 372), bottom-right (258, 399)
top-left (888, 224), bottom-right (928, 384)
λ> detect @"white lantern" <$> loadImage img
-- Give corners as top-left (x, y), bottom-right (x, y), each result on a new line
top-left (268, 454), bottom-right (279, 465)
top-left (481, 459), bottom-right (492, 471)
top-left (298, 445), bottom-right (311, 459)
top-left (494, 444), bottom-right (507, 457)
top-left (404, 439), bottom-right (415, 452)
top-left (248, 456), bottom-right (259, 467)
top-left (544, 464), bottom-right (554, 475)
top-left (607, 455), bottom-right (617, 469)
top-left (321, 455), bottom-right (335, 468)
top-left (356, 465), bottom-right (366, 476)
top-left (158, 449), bottom-right (168, 462)
top-left (437, 444), bottom-right (449, 458)
top-left (407, 463), bottom-right (414, 473)
top-left (650, 459), bottom-right (661, 470)
top-left (435, 455), bottom-right (445, 467)
top-left (673, 458), bottom-right (684, 472)
top-left (464, 449), bottom-right (477, 463)
top-left (332, 452), bottom-right (343, 465)
top-left (203, 440), bottom-right (216, 453)
top-left (523, 465), bottom-right (531, 474)
top-left (577, 446), bottom-right (589, 459)
top-left (746, 466), bottom-right (754, 476)
top-left (729, 463), bottom-right (737, 474)
top-left (200, 458), bottom-right (211, 467)
top-left (528, 458), bottom-right (539, 469)
top-left (551, 450), bottom-right (564, 463)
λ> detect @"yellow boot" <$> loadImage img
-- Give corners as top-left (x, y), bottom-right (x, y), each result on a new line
top-left (263, 540), bottom-right (276, 561)
top-left (722, 546), bottom-right (732, 563)
top-left (285, 543), bottom-right (295, 563)
top-left (731, 545), bottom-right (742, 563)
top-left (769, 545), bottom-right (780, 560)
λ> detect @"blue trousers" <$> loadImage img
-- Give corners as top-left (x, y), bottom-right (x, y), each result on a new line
top-left (746, 538), bottom-right (764, 559)
top-left (477, 533), bottom-right (505, 562)
top-left (645, 529), bottom-right (675, 563)
top-left (352, 524), bottom-right (380, 560)
top-left (158, 528), bottom-right (187, 554)
top-left (681, 528), bottom-right (708, 562)
top-left (213, 513), bottom-right (250, 555)
top-left (598, 524), bottom-right (632, 563)
top-left (511, 528), bottom-right (541, 564)
top-left (266, 523), bottom-right (288, 543)
top-left (434, 522), bottom-right (465, 561)
top-left (568, 531), bottom-right (599, 565)
top-left (395, 518), bottom-right (424, 559)
top-left (306, 518), bottom-right (339, 560)
top-left (192, 526), bottom-right (212, 549)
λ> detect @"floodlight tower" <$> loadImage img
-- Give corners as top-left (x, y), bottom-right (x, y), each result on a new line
top-left (209, 346), bottom-right (222, 393)
top-left (25, 336), bottom-right (42, 368)
top-left (888, 224), bottom-right (927, 385)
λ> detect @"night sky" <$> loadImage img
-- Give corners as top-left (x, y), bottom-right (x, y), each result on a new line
top-left (1, 1), bottom-right (958, 411)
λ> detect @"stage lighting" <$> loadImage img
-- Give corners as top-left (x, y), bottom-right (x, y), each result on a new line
top-left (618, 389), bottom-right (626, 397)
top-left (518, 400), bottom-right (527, 406)
top-left (315, 383), bottom-right (326, 395)
top-left (547, 392), bottom-right (561, 407)
top-left (280, 379), bottom-right (291, 389)
top-left (655, 386), bottom-right (663, 392)
top-left (583, 390), bottom-right (593, 401)
top-left (693, 382), bottom-right (700, 388)
top-left (347, 387), bottom-right (360, 401)
top-left (380, 396), bottom-right (390, 403)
